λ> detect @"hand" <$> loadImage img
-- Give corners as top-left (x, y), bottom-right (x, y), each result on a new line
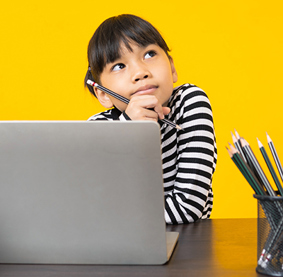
top-left (125, 95), bottom-right (170, 121)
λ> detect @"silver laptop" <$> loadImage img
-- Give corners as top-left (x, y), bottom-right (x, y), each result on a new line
top-left (0, 121), bottom-right (178, 265)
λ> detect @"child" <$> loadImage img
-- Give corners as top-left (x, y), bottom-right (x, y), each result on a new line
top-left (84, 14), bottom-right (217, 224)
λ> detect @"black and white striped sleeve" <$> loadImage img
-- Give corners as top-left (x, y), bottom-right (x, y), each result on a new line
top-left (87, 108), bottom-right (130, 121)
top-left (162, 85), bottom-right (217, 224)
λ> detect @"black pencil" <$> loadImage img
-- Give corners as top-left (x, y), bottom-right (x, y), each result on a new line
top-left (241, 138), bottom-right (275, 196)
top-left (240, 137), bottom-right (283, 268)
top-left (227, 144), bottom-right (265, 195)
top-left (86, 79), bottom-right (182, 130)
top-left (257, 138), bottom-right (283, 196)
top-left (266, 133), bottom-right (283, 182)
top-left (231, 131), bottom-right (247, 162)
top-left (227, 133), bottom-right (283, 268)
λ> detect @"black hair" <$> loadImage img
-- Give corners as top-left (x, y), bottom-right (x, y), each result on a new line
top-left (84, 14), bottom-right (171, 96)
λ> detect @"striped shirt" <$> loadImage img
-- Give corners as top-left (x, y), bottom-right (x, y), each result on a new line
top-left (88, 84), bottom-right (217, 224)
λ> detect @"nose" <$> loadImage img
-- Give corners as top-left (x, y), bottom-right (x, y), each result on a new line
top-left (131, 63), bottom-right (151, 82)
top-left (134, 74), bottom-right (148, 82)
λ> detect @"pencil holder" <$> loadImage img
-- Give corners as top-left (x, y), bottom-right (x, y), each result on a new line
top-left (254, 194), bottom-right (283, 276)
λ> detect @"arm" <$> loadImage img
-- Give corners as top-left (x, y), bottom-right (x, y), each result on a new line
top-left (162, 85), bottom-right (217, 224)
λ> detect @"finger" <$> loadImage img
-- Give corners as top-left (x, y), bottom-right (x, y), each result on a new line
top-left (142, 109), bottom-right (159, 120)
top-left (128, 95), bottom-right (164, 119)
top-left (162, 107), bottom-right (171, 116)
top-left (133, 96), bottom-right (164, 119)
top-left (125, 104), bottom-right (158, 121)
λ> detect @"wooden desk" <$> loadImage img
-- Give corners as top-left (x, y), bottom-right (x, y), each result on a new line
top-left (0, 219), bottom-right (261, 277)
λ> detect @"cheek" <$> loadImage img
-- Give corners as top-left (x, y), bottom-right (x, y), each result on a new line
top-left (159, 67), bottom-right (174, 85)
top-left (99, 75), bottom-right (108, 88)
top-left (158, 60), bottom-right (175, 81)
top-left (101, 75), bottom-right (120, 90)
top-left (101, 77), bottom-right (130, 102)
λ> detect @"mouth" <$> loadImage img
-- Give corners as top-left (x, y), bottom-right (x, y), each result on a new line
top-left (132, 85), bottom-right (158, 96)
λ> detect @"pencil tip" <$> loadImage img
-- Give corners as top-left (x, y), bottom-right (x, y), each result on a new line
top-left (240, 137), bottom-right (247, 147)
top-left (257, 138), bottom-right (263, 148)
top-left (226, 146), bottom-right (232, 157)
top-left (234, 129), bottom-right (240, 139)
top-left (266, 133), bottom-right (272, 143)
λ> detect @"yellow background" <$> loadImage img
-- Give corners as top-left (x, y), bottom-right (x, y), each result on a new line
top-left (1, 0), bottom-right (283, 219)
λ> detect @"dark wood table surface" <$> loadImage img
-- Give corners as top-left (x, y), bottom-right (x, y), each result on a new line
top-left (0, 218), bottom-right (262, 277)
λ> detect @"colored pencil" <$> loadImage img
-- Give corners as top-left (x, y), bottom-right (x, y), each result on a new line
top-left (86, 79), bottom-right (182, 130)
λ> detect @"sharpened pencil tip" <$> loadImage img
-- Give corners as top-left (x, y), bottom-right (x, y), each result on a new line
top-left (257, 138), bottom-right (263, 148)
top-left (234, 129), bottom-right (240, 140)
top-left (226, 146), bottom-right (233, 157)
top-left (266, 132), bottom-right (272, 143)
top-left (231, 132), bottom-right (237, 143)
top-left (240, 137), bottom-right (247, 147)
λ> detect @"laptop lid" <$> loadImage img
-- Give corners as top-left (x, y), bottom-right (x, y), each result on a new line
top-left (0, 121), bottom-right (178, 265)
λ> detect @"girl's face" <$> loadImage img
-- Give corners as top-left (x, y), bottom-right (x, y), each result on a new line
top-left (95, 42), bottom-right (178, 111)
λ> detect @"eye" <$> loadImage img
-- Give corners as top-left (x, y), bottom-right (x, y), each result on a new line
top-left (144, 50), bottom-right (156, 59)
top-left (112, 63), bottom-right (125, 72)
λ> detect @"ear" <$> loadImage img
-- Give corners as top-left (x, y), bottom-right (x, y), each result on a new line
top-left (94, 87), bottom-right (114, 109)
top-left (169, 56), bottom-right (178, 83)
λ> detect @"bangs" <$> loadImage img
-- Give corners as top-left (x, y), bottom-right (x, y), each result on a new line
top-left (87, 14), bottom-right (170, 83)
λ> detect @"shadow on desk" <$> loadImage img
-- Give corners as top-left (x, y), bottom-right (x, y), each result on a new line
top-left (0, 219), bottom-right (261, 277)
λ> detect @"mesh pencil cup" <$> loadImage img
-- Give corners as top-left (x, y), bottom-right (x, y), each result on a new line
top-left (254, 194), bottom-right (283, 276)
